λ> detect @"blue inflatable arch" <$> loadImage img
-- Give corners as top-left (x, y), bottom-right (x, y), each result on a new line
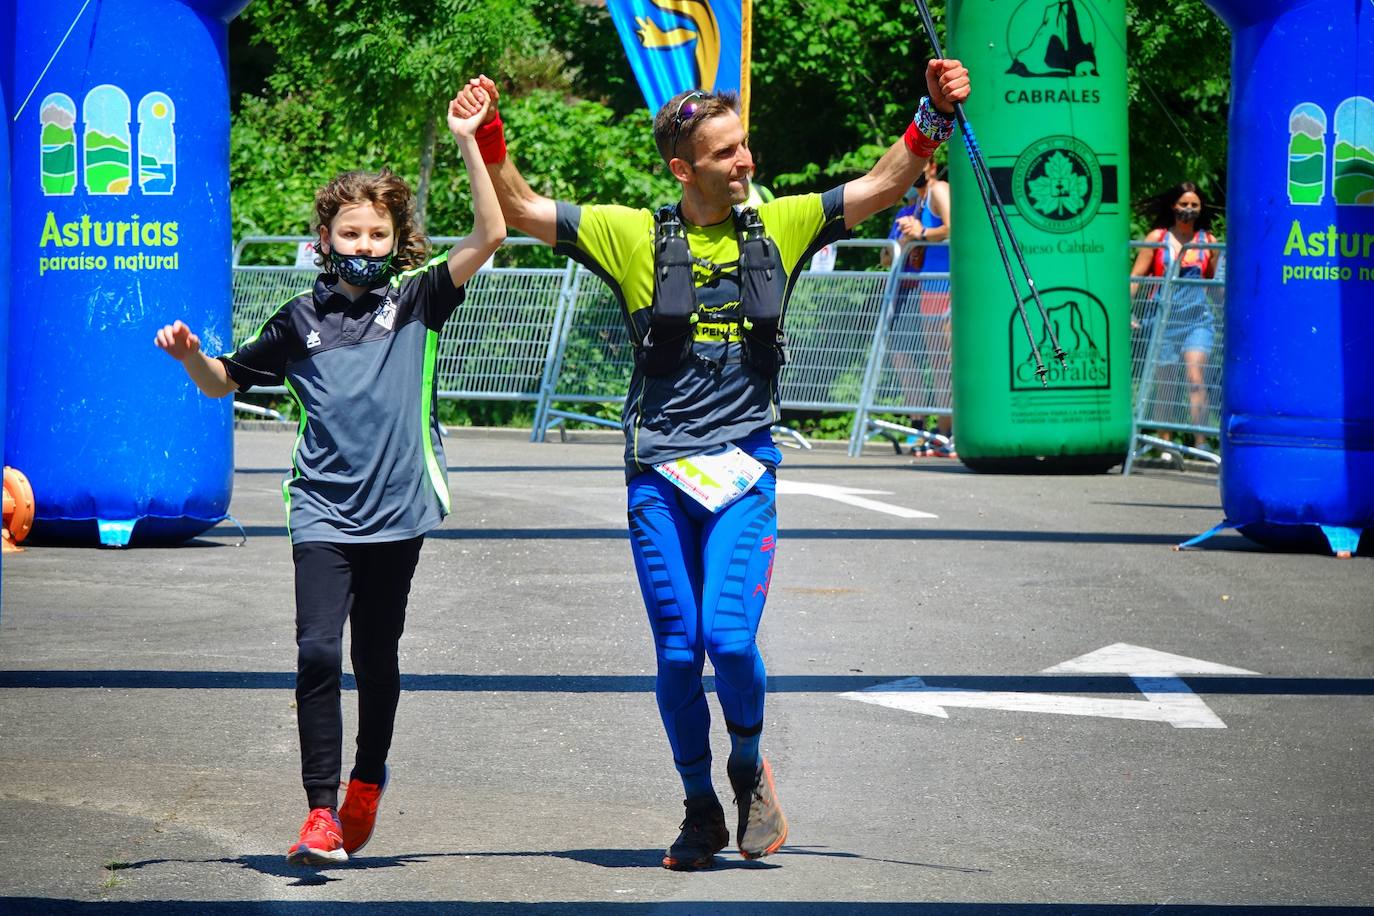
top-left (6, 0), bottom-right (251, 546)
top-left (1196, 0), bottom-right (1374, 557)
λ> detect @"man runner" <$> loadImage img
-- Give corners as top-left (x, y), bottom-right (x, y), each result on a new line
top-left (454, 59), bottom-right (971, 869)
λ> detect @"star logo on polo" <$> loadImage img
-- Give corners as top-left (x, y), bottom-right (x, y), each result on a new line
top-left (1005, 0), bottom-right (1099, 79)
top-left (1012, 135), bottom-right (1104, 233)
top-left (306, 329), bottom-right (321, 349)
top-left (373, 297), bottom-right (397, 330)
top-left (1007, 287), bottom-right (1109, 391)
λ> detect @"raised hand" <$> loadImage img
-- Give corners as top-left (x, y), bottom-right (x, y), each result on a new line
top-left (925, 59), bottom-right (971, 114)
top-left (448, 86), bottom-right (491, 140)
top-left (452, 75), bottom-right (501, 125)
top-left (155, 320), bottom-right (201, 362)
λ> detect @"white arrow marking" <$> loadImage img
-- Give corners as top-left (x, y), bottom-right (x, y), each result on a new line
top-left (841, 644), bottom-right (1258, 729)
top-left (1042, 642), bottom-right (1258, 677)
top-left (777, 480), bottom-right (937, 519)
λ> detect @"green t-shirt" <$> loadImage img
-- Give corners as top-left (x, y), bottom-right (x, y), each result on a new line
top-left (554, 187), bottom-right (848, 479)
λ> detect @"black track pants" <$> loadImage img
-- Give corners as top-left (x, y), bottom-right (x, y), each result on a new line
top-left (292, 537), bottom-right (423, 811)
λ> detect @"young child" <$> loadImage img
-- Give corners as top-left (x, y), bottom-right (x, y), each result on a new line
top-left (155, 87), bottom-right (504, 866)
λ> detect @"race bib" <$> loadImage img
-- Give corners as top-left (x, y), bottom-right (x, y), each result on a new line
top-left (654, 445), bottom-right (766, 513)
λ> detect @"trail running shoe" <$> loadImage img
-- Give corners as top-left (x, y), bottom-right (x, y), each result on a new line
top-left (286, 807), bottom-right (348, 866)
top-left (662, 795), bottom-right (729, 870)
top-left (339, 764), bottom-right (389, 854)
top-left (728, 757), bottom-right (788, 860)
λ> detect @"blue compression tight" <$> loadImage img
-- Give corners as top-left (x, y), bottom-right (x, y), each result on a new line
top-left (627, 467), bottom-right (777, 798)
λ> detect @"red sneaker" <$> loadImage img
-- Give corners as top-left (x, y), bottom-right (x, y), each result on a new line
top-left (286, 807), bottom-right (347, 866)
top-left (339, 765), bottom-right (389, 854)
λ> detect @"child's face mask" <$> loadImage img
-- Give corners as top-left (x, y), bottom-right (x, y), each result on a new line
top-left (323, 201), bottom-right (396, 287)
top-left (329, 250), bottom-right (393, 287)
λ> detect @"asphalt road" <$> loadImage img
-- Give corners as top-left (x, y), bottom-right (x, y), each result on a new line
top-left (1, 429), bottom-right (1370, 915)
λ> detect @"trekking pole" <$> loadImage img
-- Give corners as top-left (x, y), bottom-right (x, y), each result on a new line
top-left (911, 0), bottom-right (1067, 385)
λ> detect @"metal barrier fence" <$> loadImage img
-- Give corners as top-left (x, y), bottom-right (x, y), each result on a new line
top-left (229, 234), bottom-right (1226, 471)
top-left (1123, 239), bottom-right (1226, 473)
top-left (536, 239), bottom-right (917, 444)
top-left (848, 240), bottom-right (952, 456)
top-left (231, 237), bottom-right (564, 415)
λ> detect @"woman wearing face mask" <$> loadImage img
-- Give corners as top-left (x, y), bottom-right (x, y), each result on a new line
top-left (1129, 181), bottom-right (1220, 455)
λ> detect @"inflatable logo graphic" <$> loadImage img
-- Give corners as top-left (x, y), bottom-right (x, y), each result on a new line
top-left (1008, 287), bottom-right (1109, 391)
top-left (40, 86), bottom-right (176, 197)
top-left (1288, 103), bottom-right (1328, 205)
top-left (1289, 97), bottom-right (1374, 207)
top-left (1332, 97), bottom-right (1374, 205)
top-left (1006, 0), bottom-right (1098, 78)
top-left (39, 95), bottom-right (78, 195)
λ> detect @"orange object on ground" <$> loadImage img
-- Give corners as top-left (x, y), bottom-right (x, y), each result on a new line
top-left (2, 467), bottom-right (35, 553)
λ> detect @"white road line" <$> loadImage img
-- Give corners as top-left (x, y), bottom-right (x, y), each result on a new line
top-left (841, 644), bottom-right (1260, 729)
top-left (777, 480), bottom-right (937, 519)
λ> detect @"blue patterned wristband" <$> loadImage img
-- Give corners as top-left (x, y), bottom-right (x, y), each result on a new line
top-left (914, 96), bottom-right (956, 143)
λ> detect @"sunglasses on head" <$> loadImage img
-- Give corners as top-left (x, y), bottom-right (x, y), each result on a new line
top-left (669, 91), bottom-right (708, 159)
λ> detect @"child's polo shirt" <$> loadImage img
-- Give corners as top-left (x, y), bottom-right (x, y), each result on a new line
top-left (221, 256), bottom-right (462, 544)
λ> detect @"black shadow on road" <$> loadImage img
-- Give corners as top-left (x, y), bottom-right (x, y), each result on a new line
top-left (221, 526), bottom-right (1236, 548)
top-left (3, 897), bottom-right (1370, 915)
top-left (3, 672), bottom-right (1371, 697)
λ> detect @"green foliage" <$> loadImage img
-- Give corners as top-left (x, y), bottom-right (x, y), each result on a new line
top-left (531, 0), bottom-right (645, 112)
top-left (227, 0), bottom-right (1235, 432)
top-left (245, 0), bottom-right (532, 127)
top-left (500, 91), bottom-right (678, 210)
top-left (437, 400), bottom-right (535, 428)
top-left (752, 0), bottom-right (935, 191)
top-left (1126, 0), bottom-right (1231, 227)
top-left (230, 91), bottom-right (383, 242)
top-left (243, 0), bottom-right (535, 224)
top-left (228, 91), bottom-right (674, 261)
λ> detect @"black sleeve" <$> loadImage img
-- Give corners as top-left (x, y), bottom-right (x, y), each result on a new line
top-left (793, 184), bottom-right (852, 268)
top-left (551, 201), bottom-right (587, 263)
top-left (819, 184), bottom-right (850, 240)
top-left (219, 302), bottom-right (296, 391)
top-left (408, 257), bottom-right (467, 331)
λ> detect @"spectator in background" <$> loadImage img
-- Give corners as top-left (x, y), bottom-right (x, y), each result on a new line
top-left (880, 156), bottom-right (953, 456)
top-left (1129, 181), bottom-right (1219, 455)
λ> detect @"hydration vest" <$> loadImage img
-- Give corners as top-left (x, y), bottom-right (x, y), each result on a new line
top-left (636, 204), bottom-right (788, 378)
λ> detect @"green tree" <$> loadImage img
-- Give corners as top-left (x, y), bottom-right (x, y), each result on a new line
top-left (539, 0), bottom-right (1230, 234)
top-left (1125, 0), bottom-right (1230, 229)
top-left (242, 0), bottom-right (533, 230)
top-left (230, 0), bottom-right (1232, 241)
top-left (230, 91), bottom-right (384, 244)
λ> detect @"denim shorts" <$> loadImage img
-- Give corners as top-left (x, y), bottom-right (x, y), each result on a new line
top-left (1157, 323), bottom-right (1215, 364)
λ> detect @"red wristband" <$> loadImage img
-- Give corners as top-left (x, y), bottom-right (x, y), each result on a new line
top-left (475, 114), bottom-right (507, 164)
top-left (903, 121), bottom-right (940, 159)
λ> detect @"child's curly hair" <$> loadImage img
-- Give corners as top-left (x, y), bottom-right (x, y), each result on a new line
top-left (313, 169), bottom-right (430, 273)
